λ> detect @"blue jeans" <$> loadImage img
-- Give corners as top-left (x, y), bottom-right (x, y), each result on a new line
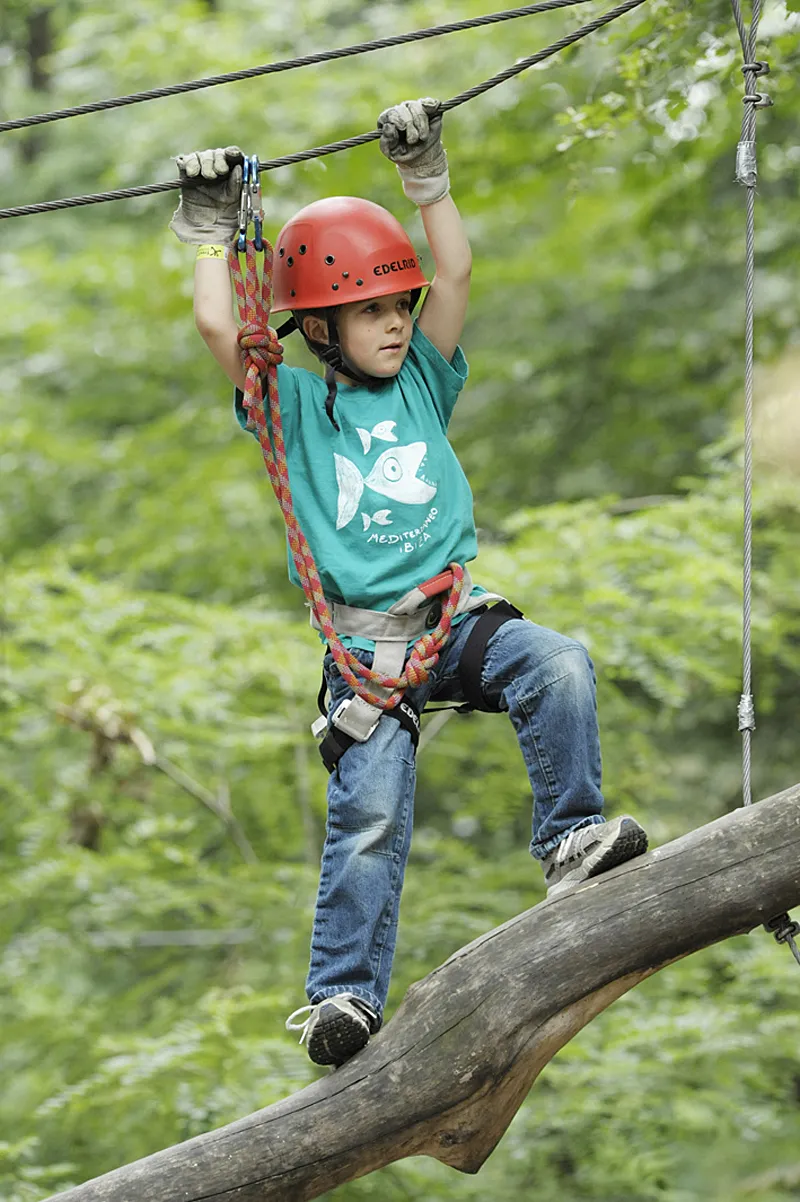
top-left (306, 613), bottom-right (604, 1023)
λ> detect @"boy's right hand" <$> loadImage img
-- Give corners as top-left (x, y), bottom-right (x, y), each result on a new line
top-left (169, 146), bottom-right (243, 245)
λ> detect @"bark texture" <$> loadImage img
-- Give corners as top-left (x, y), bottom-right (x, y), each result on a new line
top-left (50, 785), bottom-right (800, 1202)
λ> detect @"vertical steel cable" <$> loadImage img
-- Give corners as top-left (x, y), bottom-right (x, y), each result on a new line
top-left (729, 0), bottom-right (800, 966)
top-left (730, 0), bottom-right (769, 808)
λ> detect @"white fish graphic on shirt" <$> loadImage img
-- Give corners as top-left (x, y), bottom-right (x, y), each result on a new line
top-left (334, 442), bottom-right (437, 530)
top-left (362, 509), bottom-right (393, 531)
top-left (356, 420), bottom-right (398, 455)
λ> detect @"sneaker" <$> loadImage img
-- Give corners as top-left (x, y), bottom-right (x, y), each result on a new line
top-left (542, 815), bottom-right (648, 898)
top-left (285, 993), bottom-right (379, 1066)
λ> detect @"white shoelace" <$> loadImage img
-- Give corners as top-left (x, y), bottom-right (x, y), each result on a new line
top-left (551, 824), bottom-right (597, 866)
top-left (285, 992), bottom-right (366, 1045)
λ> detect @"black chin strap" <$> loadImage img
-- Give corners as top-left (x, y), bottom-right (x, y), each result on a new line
top-left (315, 314), bottom-right (384, 430)
top-left (275, 316), bottom-right (298, 339)
top-left (323, 363), bottom-right (340, 430)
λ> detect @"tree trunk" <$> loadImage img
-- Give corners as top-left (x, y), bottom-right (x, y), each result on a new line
top-left (21, 6), bottom-right (53, 164)
top-left (50, 784), bottom-right (800, 1202)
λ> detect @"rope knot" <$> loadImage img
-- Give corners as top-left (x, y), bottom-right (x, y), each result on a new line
top-left (237, 323), bottom-right (283, 374)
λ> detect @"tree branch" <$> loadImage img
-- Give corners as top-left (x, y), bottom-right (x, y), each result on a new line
top-left (48, 784), bottom-right (800, 1202)
top-left (56, 698), bottom-right (258, 864)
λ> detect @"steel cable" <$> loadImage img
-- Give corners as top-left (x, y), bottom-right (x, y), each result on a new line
top-left (0, 0), bottom-right (597, 135)
top-left (729, 0), bottom-right (767, 809)
top-left (727, 0), bottom-right (797, 967)
top-left (0, 0), bottom-right (648, 221)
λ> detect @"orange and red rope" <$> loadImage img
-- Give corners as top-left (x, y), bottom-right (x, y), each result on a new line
top-left (228, 236), bottom-right (464, 711)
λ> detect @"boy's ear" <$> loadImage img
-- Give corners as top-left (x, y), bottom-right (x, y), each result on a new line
top-left (303, 315), bottom-right (329, 345)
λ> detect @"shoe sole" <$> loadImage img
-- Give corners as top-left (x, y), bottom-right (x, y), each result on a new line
top-left (548, 816), bottom-right (648, 898)
top-left (307, 1008), bottom-right (370, 1067)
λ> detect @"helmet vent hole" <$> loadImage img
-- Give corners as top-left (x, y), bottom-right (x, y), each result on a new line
top-left (342, 271), bottom-right (349, 279)
top-left (279, 247), bottom-right (285, 257)
top-left (356, 279), bottom-right (363, 286)
top-left (332, 283), bottom-right (339, 291)
top-left (287, 256), bottom-right (294, 267)
top-left (290, 289), bottom-right (296, 298)
top-left (299, 244), bottom-right (307, 254)
top-left (325, 255), bottom-right (335, 265)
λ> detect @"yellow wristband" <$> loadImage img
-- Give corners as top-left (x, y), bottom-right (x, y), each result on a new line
top-left (196, 244), bottom-right (228, 260)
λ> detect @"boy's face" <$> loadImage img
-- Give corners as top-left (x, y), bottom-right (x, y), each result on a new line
top-left (336, 290), bottom-right (413, 380)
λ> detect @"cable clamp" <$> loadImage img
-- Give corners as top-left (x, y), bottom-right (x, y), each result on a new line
top-left (764, 913), bottom-right (800, 968)
top-left (737, 693), bottom-right (756, 732)
top-left (741, 60), bottom-right (770, 77)
top-left (742, 92), bottom-right (772, 108)
top-left (765, 913), bottom-right (800, 942)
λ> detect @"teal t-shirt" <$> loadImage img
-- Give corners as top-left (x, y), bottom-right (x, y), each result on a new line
top-left (235, 322), bottom-right (479, 634)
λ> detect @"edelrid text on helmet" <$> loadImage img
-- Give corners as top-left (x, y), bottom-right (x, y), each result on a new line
top-left (373, 258), bottom-right (418, 275)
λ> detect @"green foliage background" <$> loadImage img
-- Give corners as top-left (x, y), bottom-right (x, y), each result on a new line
top-left (1, 1), bottom-right (800, 1198)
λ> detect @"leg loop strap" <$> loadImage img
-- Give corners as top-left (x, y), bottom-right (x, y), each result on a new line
top-left (457, 600), bottom-right (524, 712)
top-left (319, 697), bottom-right (421, 774)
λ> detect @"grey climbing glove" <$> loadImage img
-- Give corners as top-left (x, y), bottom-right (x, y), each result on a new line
top-left (377, 98), bottom-right (450, 207)
top-left (169, 146), bottom-right (243, 245)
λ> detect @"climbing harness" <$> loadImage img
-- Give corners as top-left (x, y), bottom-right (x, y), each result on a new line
top-left (315, 594), bottom-right (524, 772)
top-left (310, 572), bottom-right (522, 772)
top-left (0, 0), bottom-right (649, 221)
top-left (728, 0), bottom-right (799, 969)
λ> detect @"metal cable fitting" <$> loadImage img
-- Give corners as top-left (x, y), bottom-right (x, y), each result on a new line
top-left (737, 693), bottom-right (756, 732)
top-left (742, 92), bottom-right (772, 107)
top-left (741, 60), bottom-right (770, 75)
top-left (741, 57), bottom-right (771, 107)
top-left (764, 913), bottom-right (800, 968)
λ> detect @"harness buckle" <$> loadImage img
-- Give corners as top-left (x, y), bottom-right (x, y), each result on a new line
top-left (330, 697), bottom-right (381, 743)
top-left (425, 600), bottom-right (442, 628)
top-left (311, 715), bottom-right (328, 739)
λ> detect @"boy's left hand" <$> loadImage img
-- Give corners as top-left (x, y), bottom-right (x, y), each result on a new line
top-left (378, 98), bottom-right (449, 206)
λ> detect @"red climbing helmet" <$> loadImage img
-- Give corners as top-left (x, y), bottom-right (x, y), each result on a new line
top-left (271, 196), bottom-right (429, 312)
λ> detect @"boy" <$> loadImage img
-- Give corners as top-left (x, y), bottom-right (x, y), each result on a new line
top-left (169, 98), bottom-right (648, 1069)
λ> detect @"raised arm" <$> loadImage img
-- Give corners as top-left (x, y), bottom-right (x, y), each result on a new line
top-left (378, 98), bottom-right (471, 363)
top-left (415, 194), bottom-right (471, 365)
top-left (193, 255), bottom-right (246, 392)
top-left (169, 146), bottom-right (247, 392)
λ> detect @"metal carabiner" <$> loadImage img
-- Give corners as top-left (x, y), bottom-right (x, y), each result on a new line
top-left (237, 155), bottom-right (251, 253)
top-left (248, 154), bottom-right (263, 251)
